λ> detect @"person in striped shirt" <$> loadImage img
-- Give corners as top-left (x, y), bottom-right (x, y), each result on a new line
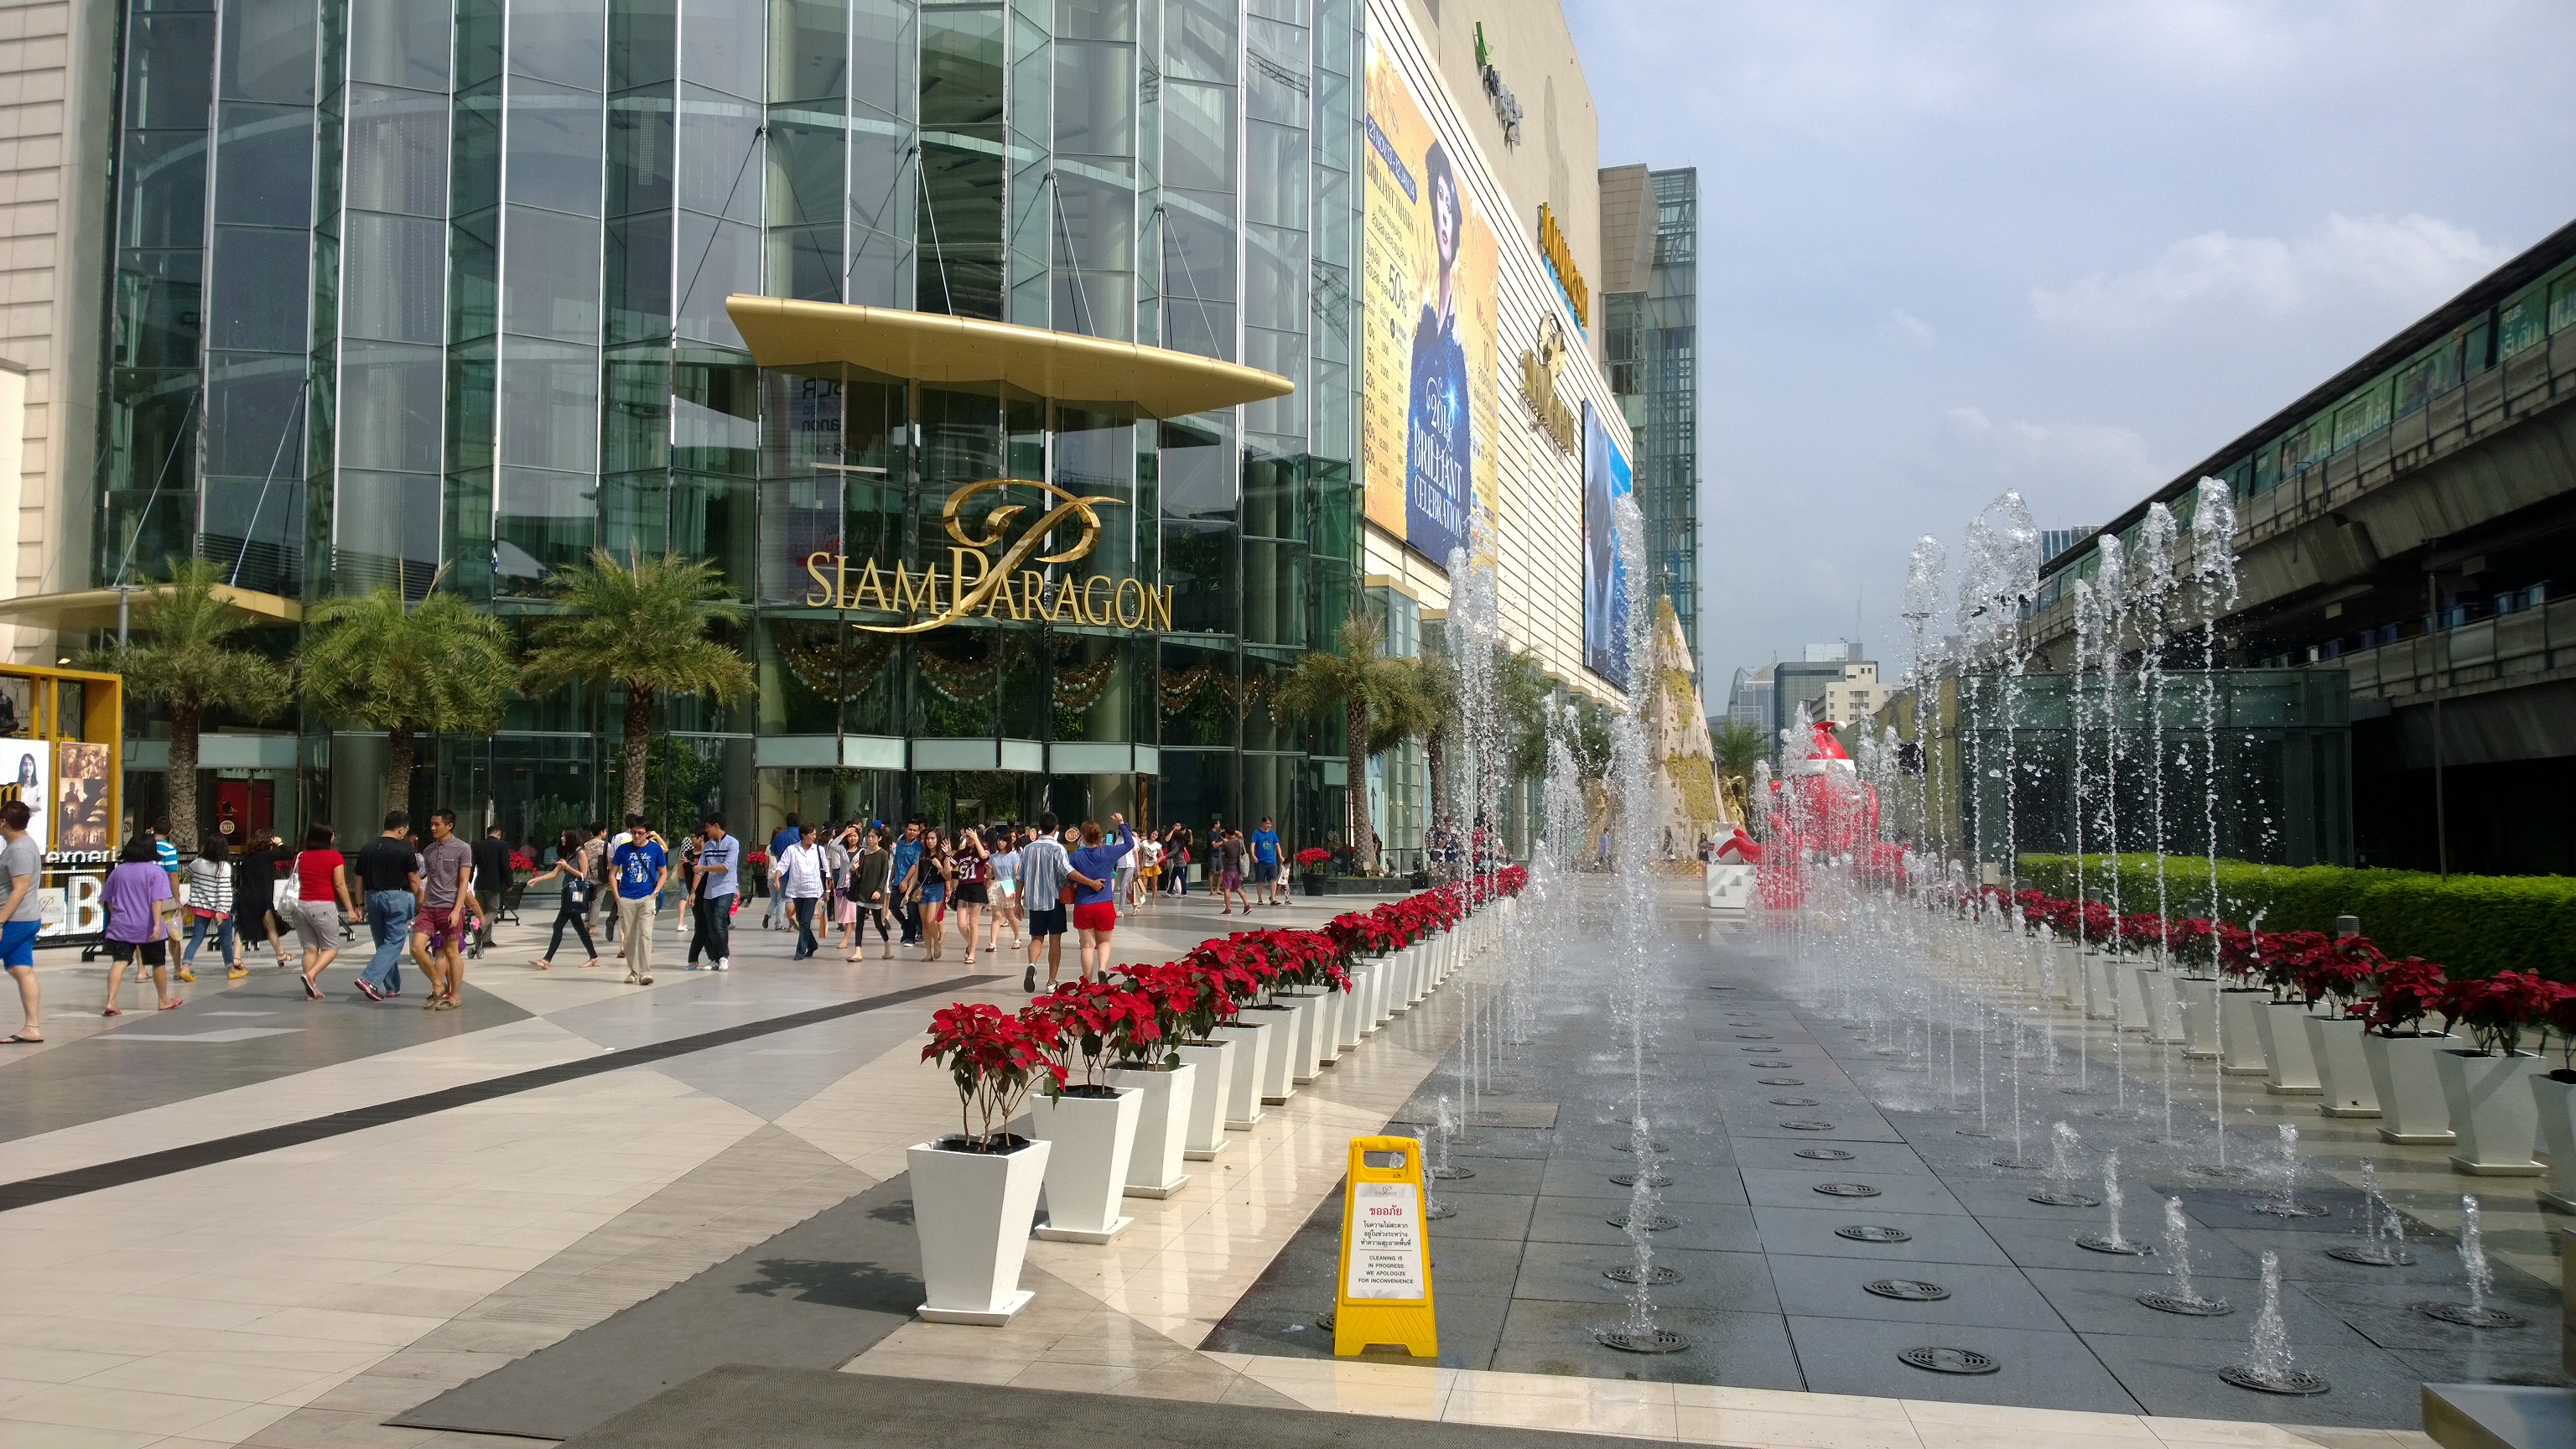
top-left (180, 828), bottom-right (242, 980)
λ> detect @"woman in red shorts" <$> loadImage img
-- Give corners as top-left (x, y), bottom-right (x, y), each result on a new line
top-left (1064, 813), bottom-right (1134, 984)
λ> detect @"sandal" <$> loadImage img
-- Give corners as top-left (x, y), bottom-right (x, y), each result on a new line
top-left (4, 1031), bottom-right (40, 1044)
top-left (158, 999), bottom-right (183, 1010)
top-left (302, 975), bottom-right (321, 1000)
top-left (101, 1006), bottom-right (122, 1016)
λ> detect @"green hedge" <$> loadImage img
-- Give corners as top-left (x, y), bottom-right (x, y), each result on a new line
top-left (2016, 854), bottom-right (2576, 984)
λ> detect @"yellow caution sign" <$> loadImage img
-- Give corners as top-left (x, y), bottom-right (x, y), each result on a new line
top-left (1332, 1135), bottom-right (1438, 1359)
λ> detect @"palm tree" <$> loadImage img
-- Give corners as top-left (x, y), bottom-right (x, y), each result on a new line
top-left (1276, 615), bottom-right (1435, 873)
top-left (299, 583), bottom-right (516, 816)
top-left (91, 558), bottom-right (290, 849)
top-left (521, 549), bottom-right (755, 819)
top-left (1712, 718), bottom-right (1768, 820)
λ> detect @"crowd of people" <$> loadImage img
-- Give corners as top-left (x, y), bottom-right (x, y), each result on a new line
top-left (0, 801), bottom-right (1310, 1044)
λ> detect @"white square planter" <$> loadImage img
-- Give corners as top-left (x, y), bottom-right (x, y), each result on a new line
top-left (1172, 1039), bottom-right (1235, 1160)
top-left (2114, 956), bottom-right (2151, 1033)
top-left (1346, 960), bottom-right (1376, 1034)
top-left (2435, 1050), bottom-right (2544, 1176)
top-left (2360, 1031), bottom-right (2456, 1144)
top-left (2048, 940), bottom-right (2080, 1004)
top-left (2530, 1072), bottom-right (2576, 1213)
top-left (1025, 1087), bottom-right (1140, 1242)
top-left (2253, 1002), bottom-right (2323, 1095)
top-left (1106, 1062), bottom-right (1196, 1197)
top-left (1335, 977), bottom-right (1365, 1051)
top-left (1210, 1019), bottom-right (1270, 1129)
top-left (908, 1136), bottom-right (1050, 1324)
top-left (2220, 989), bottom-right (2271, 1075)
top-left (2018, 937), bottom-right (2047, 994)
top-left (1243, 1004), bottom-right (1298, 1105)
top-left (2177, 977), bottom-right (2221, 1059)
top-left (2300, 1014), bottom-right (2379, 1118)
top-left (1367, 955), bottom-right (1392, 1027)
top-left (1284, 988), bottom-right (1327, 1084)
top-left (2135, 967), bottom-right (2184, 1043)
top-left (1311, 987), bottom-right (1343, 1067)
top-left (2082, 952), bottom-right (2118, 1021)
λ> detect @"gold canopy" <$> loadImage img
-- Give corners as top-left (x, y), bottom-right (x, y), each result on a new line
top-left (0, 585), bottom-right (304, 630)
top-left (724, 295), bottom-right (1295, 418)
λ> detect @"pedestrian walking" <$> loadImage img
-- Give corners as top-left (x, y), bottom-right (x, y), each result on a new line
top-left (952, 825), bottom-right (990, 967)
top-left (180, 828), bottom-right (241, 979)
top-left (1215, 828), bottom-right (1249, 915)
top-left (351, 812), bottom-right (422, 1000)
top-left (1134, 832), bottom-right (1162, 910)
top-left (522, 827), bottom-right (599, 971)
top-left (469, 823), bottom-right (513, 958)
top-left (290, 823), bottom-right (359, 1000)
top-left (1, 800), bottom-right (48, 1041)
top-left (410, 809), bottom-right (477, 1010)
top-left (101, 834), bottom-right (183, 1015)
top-left (237, 829), bottom-right (288, 965)
top-left (778, 823), bottom-right (826, 958)
top-left (890, 819), bottom-right (927, 946)
top-left (1019, 813), bottom-right (1072, 993)
top-left (848, 826), bottom-right (894, 961)
top-left (689, 813), bottom-right (737, 971)
top-left (611, 816), bottom-right (667, 984)
top-left (1250, 816), bottom-right (1284, 906)
top-left (914, 828), bottom-right (953, 961)
top-left (1066, 814), bottom-right (1134, 983)
top-left (762, 814), bottom-right (802, 931)
top-left (985, 827), bottom-right (1025, 951)
top-left (823, 823), bottom-right (856, 950)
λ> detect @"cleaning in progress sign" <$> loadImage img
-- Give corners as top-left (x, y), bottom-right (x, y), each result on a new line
top-left (1332, 1135), bottom-right (1438, 1358)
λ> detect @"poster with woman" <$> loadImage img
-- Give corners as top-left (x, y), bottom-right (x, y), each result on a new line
top-left (1360, 32), bottom-right (1498, 570)
top-left (55, 741), bottom-right (110, 853)
top-left (0, 740), bottom-right (47, 854)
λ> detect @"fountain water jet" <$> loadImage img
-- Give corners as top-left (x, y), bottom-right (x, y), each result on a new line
top-left (2221, 1252), bottom-right (2327, 1394)
top-left (2139, 1196), bottom-right (2231, 1315)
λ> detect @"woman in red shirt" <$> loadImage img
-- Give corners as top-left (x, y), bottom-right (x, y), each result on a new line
top-left (291, 823), bottom-right (359, 1000)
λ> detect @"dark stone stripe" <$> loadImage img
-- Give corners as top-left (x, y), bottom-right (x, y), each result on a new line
top-left (0, 974), bottom-right (995, 1212)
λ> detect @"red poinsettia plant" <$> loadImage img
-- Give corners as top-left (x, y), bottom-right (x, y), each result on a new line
top-left (1327, 909), bottom-right (1404, 957)
top-left (1185, 938), bottom-right (1270, 1011)
top-left (2161, 917), bottom-right (2218, 971)
top-left (2546, 985), bottom-right (2576, 1076)
top-left (2360, 957), bottom-right (2448, 1037)
top-left (2438, 970), bottom-right (2565, 1057)
top-left (1295, 847), bottom-right (1331, 869)
top-left (2287, 934), bottom-right (2388, 1015)
top-left (1028, 979), bottom-right (1162, 1087)
top-left (923, 1001), bottom-right (1065, 1150)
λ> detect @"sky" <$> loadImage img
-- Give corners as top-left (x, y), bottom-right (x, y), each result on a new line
top-left (1559, 0), bottom-right (2576, 697)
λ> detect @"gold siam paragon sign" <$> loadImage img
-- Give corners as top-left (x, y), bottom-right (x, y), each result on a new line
top-left (803, 478), bottom-right (1173, 634)
top-left (1518, 318), bottom-right (1578, 456)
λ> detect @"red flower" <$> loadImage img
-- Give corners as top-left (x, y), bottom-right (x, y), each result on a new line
top-left (1027, 979), bottom-right (1162, 1085)
top-left (2361, 958), bottom-right (2447, 1038)
top-left (1295, 847), bottom-right (1332, 868)
top-left (923, 1001), bottom-right (1065, 1148)
top-left (2438, 970), bottom-right (2566, 1057)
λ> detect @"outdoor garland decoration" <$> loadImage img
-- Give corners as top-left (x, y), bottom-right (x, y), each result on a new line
top-left (773, 623), bottom-right (897, 701)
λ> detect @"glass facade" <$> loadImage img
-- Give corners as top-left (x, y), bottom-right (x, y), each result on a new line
top-left (1603, 167), bottom-right (1696, 662)
top-left (93, 0), bottom-right (1368, 848)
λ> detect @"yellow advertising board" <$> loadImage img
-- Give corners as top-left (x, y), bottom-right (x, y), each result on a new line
top-left (1332, 1135), bottom-right (1438, 1358)
top-left (1360, 33), bottom-right (1498, 571)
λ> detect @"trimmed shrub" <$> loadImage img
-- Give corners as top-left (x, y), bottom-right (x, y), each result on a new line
top-left (2017, 854), bottom-right (2576, 984)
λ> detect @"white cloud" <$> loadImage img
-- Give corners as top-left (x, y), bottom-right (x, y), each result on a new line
top-left (1938, 408), bottom-right (2158, 505)
top-left (1888, 309), bottom-right (1937, 345)
top-left (2030, 213), bottom-right (2507, 333)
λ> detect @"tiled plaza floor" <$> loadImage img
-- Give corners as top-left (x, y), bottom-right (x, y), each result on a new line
top-left (0, 883), bottom-right (2541, 1448)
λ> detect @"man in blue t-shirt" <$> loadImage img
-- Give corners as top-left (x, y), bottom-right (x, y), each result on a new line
top-left (761, 814), bottom-right (802, 930)
top-left (689, 813), bottom-right (739, 973)
top-left (888, 819), bottom-right (926, 947)
top-left (1249, 816), bottom-right (1283, 906)
top-left (611, 813), bottom-right (668, 985)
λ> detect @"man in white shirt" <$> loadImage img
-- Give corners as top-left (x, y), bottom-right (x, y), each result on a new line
top-left (779, 824), bottom-right (828, 960)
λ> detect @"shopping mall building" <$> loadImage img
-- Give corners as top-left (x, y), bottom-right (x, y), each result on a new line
top-left (0, 0), bottom-right (1672, 861)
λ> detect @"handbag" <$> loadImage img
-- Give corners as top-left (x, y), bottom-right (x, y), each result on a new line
top-left (1059, 884), bottom-right (1078, 905)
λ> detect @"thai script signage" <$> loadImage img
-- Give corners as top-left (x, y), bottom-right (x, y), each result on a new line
top-left (803, 478), bottom-right (1171, 633)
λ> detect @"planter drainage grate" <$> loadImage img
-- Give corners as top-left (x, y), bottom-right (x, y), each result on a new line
top-left (1734, 1033), bottom-right (1774, 1040)
top-left (1837, 1224), bottom-right (1912, 1243)
top-left (1608, 1172), bottom-right (1672, 1188)
top-left (1426, 1165), bottom-right (1475, 1180)
top-left (1603, 1265), bottom-right (1681, 1285)
top-left (2326, 1244), bottom-right (2412, 1267)
top-left (2029, 1192), bottom-right (2101, 1207)
top-left (1756, 1078), bottom-right (1805, 1086)
top-left (2418, 1302), bottom-right (2527, 1328)
top-left (1992, 1158), bottom-right (2044, 1171)
top-left (1866, 1279), bottom-right (1950, 1301)
top-left (1795, 1148), bottom-right (1857, 1161)
top-left (2249, 1198), bottom-right (2332, 1218)
top-left (1898, 1347), bottom-right (1998, 1375)
top-left (2220, 1366), bottom-right (2328, 1395)
top-left (1814, 1182), bottom-right (1881, 1197)
top-left (1779, 1120), bottom-right (1836, 1131)
top-left (2077, 1234), bottom-right (2153, 1255)
top-left (1769, 1097), bottom-right (1821, 1106)
top-left (1596, 1327), bottom-right (1691, 1353)
top-left (2138, 1291), bottom-right (2231, 1316)
top-left (1609, 1140), bottom-right (1670, 1154)
top-left (1607, 1213), bottom-right (1682, 1231)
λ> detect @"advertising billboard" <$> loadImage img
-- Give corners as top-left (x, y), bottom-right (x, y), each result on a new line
top-left (0, 737), bottom-right (49, 854)
top-left (1582, 399), bottom-right (1633, 688)
top-left (1361, 33), bottom-right (1499, 569)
